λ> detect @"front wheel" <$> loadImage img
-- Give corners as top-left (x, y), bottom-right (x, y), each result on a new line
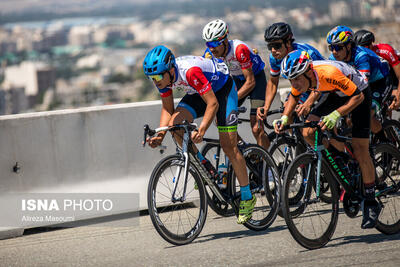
top-left (281, 153), bottom-right (339, 250)
top-left (147, 155), bottom-right (208, 245)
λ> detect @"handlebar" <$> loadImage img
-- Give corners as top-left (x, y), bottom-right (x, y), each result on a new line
top-left (281, 121), bottom-right (351, 143)
top-left (143, 121), bottom-right (198, 147)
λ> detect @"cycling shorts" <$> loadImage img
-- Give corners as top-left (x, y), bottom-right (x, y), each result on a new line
top-left (310, 87), bottom-right (372, 138)
top-left (370, 75), bottom-right (393, 111)
top-left (177, 76), bottom-right (238, 132)
top-left (235, 70), bottom-right (267, 115)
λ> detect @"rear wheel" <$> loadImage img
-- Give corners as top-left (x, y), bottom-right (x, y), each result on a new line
top-left (201, 143), bottom-right (235, 217)
top-left (230, 144), bottom-right (281, 231)
top-left (374, 143), bottom-right (400, 235)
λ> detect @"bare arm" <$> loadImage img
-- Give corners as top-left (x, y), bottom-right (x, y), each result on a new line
top-left (237, 67), bottom-right (256, 100)
top-left (147, 94), bottom-right (174, 148)
top-left (389, 63), bottom-right (400, 110)
top-left (192, 90), bottom-right (219, 143)
top-left (336, 92), bottom-right (364, 116)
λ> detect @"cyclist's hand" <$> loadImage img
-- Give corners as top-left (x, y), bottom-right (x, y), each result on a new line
top-left (204, 52), bottom-right (213, 59)
top-left (389, 91), bottom-right (400, 110)
top-left (273, 115), bottom-right (288, 133)
top-left (296, 103), bottom-right (311, 116)
top-left (320, 110), bottom-right (341, 130)
top-left (257, 106), bottom-right (267, 121)
top-left (192, 128), bottom-right (205, 143)
top-left (252, 48), bottom-right (258, 55)
top-left (147, 135), bottom-right (164, 148)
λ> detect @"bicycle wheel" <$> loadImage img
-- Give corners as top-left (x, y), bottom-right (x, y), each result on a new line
top-left (374, 143), bottom-right (400, 235)
top-left (201, 143), bottom-right (235, 217)
top-left (282, 152), bottom-right (339, 250)
top-left (383, 119), bottom-right (400, 149)
top-left (230, 144), bottom-right (281, 231)
top-left (147, 154), bottom-right (208, 245)
top-left (269, 135), bottom-right (306, 205)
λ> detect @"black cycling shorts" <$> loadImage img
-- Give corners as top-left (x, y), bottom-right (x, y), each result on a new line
top-left (235, 70), bottom-right (267, 115)
top-left (370, 75), bottom-right (393, 110)
top-left (310, 87), bottom-right (372, 138)
top-left (177, 76), bottom-right (238, 132)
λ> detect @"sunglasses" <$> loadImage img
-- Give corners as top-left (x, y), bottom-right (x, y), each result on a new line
top-left (267, 42), bottom-right (283, 51)
top-left (328, 44), bottom-right (345, 52)
top-left (206, 40), bottom-right (223, 48)
top-left (147, 73), bottom-right (165, 82)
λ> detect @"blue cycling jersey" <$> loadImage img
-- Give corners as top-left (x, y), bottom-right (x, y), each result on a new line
top-left (329, 46), bottom-right (390, 83)
top-left (269, 43), bottom-right (325, 77)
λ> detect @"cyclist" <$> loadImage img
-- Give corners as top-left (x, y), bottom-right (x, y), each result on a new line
top-left (257, 22), bottom-right (325, 122)
top-left (327, 26), bottom-right (391, 140)
top-left (143, 45), bottom-right (255, 224)
top-left (202, 19), bottom-right (269, 149)
top-left (274, 50), bottom-right (381, 229)
top-left (354, 29), bottom-right (400, 110)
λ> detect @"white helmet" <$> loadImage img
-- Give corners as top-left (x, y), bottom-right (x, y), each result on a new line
top-left (202, 19), bottom-right (229, 42)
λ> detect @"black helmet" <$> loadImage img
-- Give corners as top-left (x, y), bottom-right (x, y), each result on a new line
top-left (264, 22), bottom-right (293, 42)
top-left (354, 30), bottom-right (375, 46)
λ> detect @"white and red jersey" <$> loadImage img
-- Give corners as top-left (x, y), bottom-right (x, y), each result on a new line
top-left (157, 56), bottom-right (229, 97)
top-left (372, 43), bottom-right (400, 68)
top-left (204, 40), bottom-right (265, 80)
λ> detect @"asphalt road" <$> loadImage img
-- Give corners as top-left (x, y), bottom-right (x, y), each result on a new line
top-left (0, 208), bottom-right (400, 267)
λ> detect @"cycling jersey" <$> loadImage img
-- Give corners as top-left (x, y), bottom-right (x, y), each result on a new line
top-left (329, 46), bottom-right (390, 83)
top-left (269, 43), bottom-right (325, 77)
top-left (204, 39), bottom-right (265, 80)
top-left (372, 43), bottom-right (400, 68)
top-left (158, 56), bottom-right (229, 98)
top-left (291, 60), bottom-right (369, 97)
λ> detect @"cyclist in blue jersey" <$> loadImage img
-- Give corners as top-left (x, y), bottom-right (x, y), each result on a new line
top-left (327, 25), bottom-right (391, 139)
top-left (202, 19), bottom-right (269, 149)
top-left (257, 22), bottom-right (325, 122)
top-left (143, 45), bottom-right (256, 224)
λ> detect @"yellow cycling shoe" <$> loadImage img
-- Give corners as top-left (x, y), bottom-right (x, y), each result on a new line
top-left (237, 195), bottom-right (256, 224)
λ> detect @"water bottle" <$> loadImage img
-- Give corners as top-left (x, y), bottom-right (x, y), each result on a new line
top-left (217, 163), bottom-right (228, 189)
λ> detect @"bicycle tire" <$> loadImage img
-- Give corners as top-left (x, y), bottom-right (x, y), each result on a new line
top-left (200, 143), bottom-right (235, 217)
top-left (268, 135), bottom-right (306, 205)
top-left (383, 119), bottom-right (400, 149)
top-left (373, 143), bottom-right (400, 235)
top-left (282, 152), bottom-right (339, 250)
top-left (147, 154), bottom-right (208, 245)
top-left (230, 144), bottom-right (281, 231)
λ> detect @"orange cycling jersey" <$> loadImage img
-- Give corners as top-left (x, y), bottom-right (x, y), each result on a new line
top-left (291, 60), bottom-right (368, 98)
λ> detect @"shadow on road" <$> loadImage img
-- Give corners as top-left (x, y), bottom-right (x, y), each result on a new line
top-left (328, 232), bottom-right (400, 247)
top-left (163, 224), bottom-right (287, 248)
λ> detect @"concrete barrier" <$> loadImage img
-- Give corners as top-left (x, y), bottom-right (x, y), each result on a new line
top-left (0, 92), bottom-right (287, 239)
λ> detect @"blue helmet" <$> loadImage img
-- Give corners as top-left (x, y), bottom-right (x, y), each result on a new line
top-left (281, 50), bottom-right (312, 79)
top-left (326, 25), bottom-right (354, 45)
top-left (143, 45), bottom-right (175, 75)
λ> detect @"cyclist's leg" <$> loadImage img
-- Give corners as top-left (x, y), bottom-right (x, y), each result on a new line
top-left (247, 71), bottom-right (269, 149)
top-left (216, 77), bottom-right (255, 223)
top-left (352, 87), bottom-right (381, 228)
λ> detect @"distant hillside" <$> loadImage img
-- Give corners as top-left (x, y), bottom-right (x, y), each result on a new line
top-left (0, 0), bottom-right (330, 24)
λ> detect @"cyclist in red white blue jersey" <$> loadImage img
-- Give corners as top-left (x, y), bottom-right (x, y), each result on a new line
top-left (143, 45), bottom-right (256, 224)
top-left (202, 19), bottom-right (269, 149)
